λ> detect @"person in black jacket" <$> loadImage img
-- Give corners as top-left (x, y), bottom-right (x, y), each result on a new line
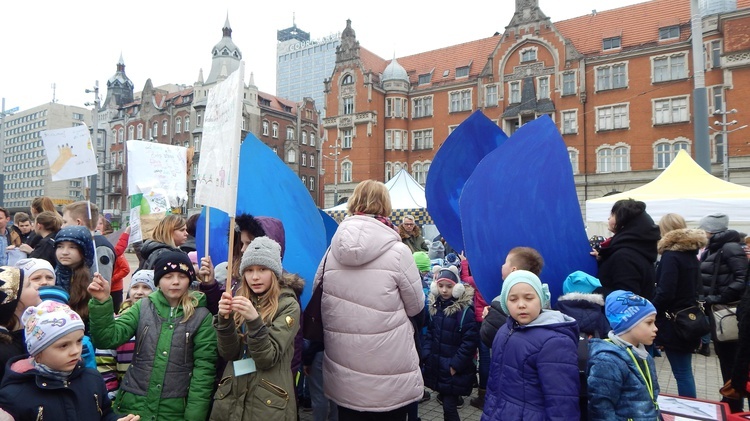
top-left (698, 212), bottom-right (748, 412)
top-left (730, 286), bottom-right (750, 411)
top-left (594, 199), bottom-right (660, 299)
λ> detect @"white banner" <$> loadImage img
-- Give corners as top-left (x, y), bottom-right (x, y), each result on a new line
top-left (195, 62), bottom-right (244, 216)
top-left (41, 123), bottom-right (98, 181)
top-left (126, 141), bottom-right (188, 207)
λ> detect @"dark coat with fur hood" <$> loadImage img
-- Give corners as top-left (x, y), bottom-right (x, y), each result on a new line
top-left (423, 284), bottom-right (478, 396)
top-left (654, 228), bottom-right (707, 352)
top-left (555, 292), bottom-right (610, 338)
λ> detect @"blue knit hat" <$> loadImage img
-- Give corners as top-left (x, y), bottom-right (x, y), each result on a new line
top-left (605, 290), bottom-right (656, 335)
top-left (563, 271), bottom-right (602, 294)
top-left (55, 226), bottom-right (95, 268)
top-left (499, 270), bottom-right (549, 314)
top-left (38, 286), bottom-right (70, 304)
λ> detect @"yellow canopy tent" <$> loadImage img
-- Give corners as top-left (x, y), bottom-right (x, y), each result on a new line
top-left (586, 150), bottom-right (750, 236)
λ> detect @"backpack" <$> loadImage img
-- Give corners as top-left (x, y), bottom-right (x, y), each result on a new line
top-left (577, 335), bottom-right (591, 421)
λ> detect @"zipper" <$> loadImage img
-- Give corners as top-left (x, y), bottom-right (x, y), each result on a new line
top-left (94, 393), bottom-right (102, 416)
top-left (185, 332), bottom-right (190, 364)
top-left (260, 378), bottom-right (289, 400)
top-left (36, 406), bottom-right (43, 421)
top-left (136, 325), bottom-right (150, 354)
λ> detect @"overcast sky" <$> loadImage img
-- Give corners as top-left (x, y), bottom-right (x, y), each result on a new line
top-left (1, 0), bottom-right (648, 113)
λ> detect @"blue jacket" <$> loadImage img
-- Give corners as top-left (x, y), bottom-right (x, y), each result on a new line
top-left (423, 285), bottom-right (478, 396)
top-left (587, 338), bottom-right (660, 421)
top-left (482, 310), bottom-right (580, 421)
top-left (555, 292), bottom-right (610, 338)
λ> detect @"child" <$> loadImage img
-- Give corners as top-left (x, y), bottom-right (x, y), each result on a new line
top-left (210, 236), bottom-right (301, 420)
top-left (114, 270), bottom-right (156, 381)
top-left (0, 300), bottom-right (140, 421)
top-left (0, 266), bottom-right (42, 380)
top-left (54, 225), bottom-right (96, 325)
top-left (482, 270), bottom-right (580, 421)
top-left (87, 251), bottom-right (217, 420)
top-left (423, 266), bottom-right (478, 420)
top-left (588, 290), bottom-right (660, 420)
top-left (16, 258), bottom-right (56, 289)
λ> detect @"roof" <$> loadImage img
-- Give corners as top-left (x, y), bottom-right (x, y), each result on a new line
top-left (325, 169), bottom-right (426, 211)
top-left (258, 91), bottom-right (298, 114)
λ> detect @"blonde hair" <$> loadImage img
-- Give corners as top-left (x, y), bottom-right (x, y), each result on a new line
top-left (151, 215), bottom-right (186, 248)
top-left (658, 213), bottom-right (687, 236)
top-left (233, 271), bottom-right (282, 327)
top-left (31, 197), bottom-right (57, 217)
top-left (177, 291), bottom-right (199, 322)
top-left (64, 201), bottom-right (99, 230)
top-left (347, 180), bottom-right (392, 217)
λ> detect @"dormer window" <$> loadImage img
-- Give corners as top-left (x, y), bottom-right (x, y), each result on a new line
top-left (342, 74), bottom-right (353, 85)
top-left (603, 37), bottom-right (621, 51)
top-left (455, 66), bottom-right (469, 78)
top-left (659, 26), bottom-right (679, 40)
top-left (521, 49), bottom-right (537, 62)
top-left (418, 74), bottom-right (432, 85)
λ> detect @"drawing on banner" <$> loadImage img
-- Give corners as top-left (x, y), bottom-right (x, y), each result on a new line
top-left (41, 124), bottom-right (98, 181)
top-left (126, 140), bottom-right (188, 207)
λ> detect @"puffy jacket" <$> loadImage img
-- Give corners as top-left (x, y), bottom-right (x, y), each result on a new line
top-left (555, 292), bottom-right (610, 338)
top-left (597, 212), bottom-right (660, 299)
top-left (423, 285), bottom-right (478, 396)
top-left (732, 288), bottom-right (750, 392)
top-left (480, 299), bottom-right (507, 349)
top-left (209, 285), bottom-right (301, 421)
top-left (460, 258), bottom-right (489, 322)
top-left (0, 356), bottom-right (119, 421)
top-left (317, 215), bottom-right (425, 412)
top-left (654, 229), bottom-right (707, 352)
top-left (587, 339), bottom-right (660, 421)
top-left (88, 290), bottom-right (217, 421)
top-left (699, 229), bottom-right (747, 306)
top-left (482, 311), bottom-right (580, 421)
top-left (139, 240), bottom-right (182, 270)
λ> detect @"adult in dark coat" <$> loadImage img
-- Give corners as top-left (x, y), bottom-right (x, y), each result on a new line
top-left (653, 226), bottom-right (707, 398)
top-left (698, 213), bottom-right (748, 412)
top-left (730, 287), bottom-right (750, 410)
top-left (596, 199), bottom-right (660, 299)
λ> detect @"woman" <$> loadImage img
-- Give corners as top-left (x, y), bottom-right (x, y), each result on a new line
top-left (0, 266), bottom-right (42, 379)
top-left (595, 199), bottom-right (660, 299)
top-left (316, 180), bottom-right (425, 420)
top-left (730, 286), bottom-right (750, 410)
top-left (399, 215), bottom-right (428, 253)
top-left (30, 196), bottom-right (58, 219)
top-left (139, 214), bottom-right (188, 270)
top-left (698, 212), bottom-right (747, 412)
top-left (18, 211), bottom-right (62, 267)
top-left (653, 213), bottom-right (707, 398)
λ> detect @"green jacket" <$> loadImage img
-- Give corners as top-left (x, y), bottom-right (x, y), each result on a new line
top-left (89, 291), bottom-right (217, 421)
top-left (403, 234), bottom-right (429, 253)
top-left (209, 286), bottom-right (301, 421)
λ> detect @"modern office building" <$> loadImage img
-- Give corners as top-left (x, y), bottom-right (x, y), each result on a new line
top-left (276, 22), bottom-right (340, 116)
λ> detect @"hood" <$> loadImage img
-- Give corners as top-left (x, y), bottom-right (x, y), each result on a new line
top-left (330, 215), bottom-right (401, 267)
top-left (589, 337), bottom-right (630, 360)
top-left (428, 284), bottom-right (474, 316)
top-left (256, 217), bottom-right (286, 259)
top-left (708, 229), bottom-right (743, 251)
top-left (658, 228), bottom-right (707, 254)
top-left (556, 293), bottom-right (609, 337)
top-left (557, 292), bottom-right (604, 307)
top-left (601, 212), bottom-right (660, 263)
top-left (508, 310), bottom-right (580, 343)
top-left (140, 240), bottom-right (179, 259)
top-left (280, 272), bottom-right (305, 297)
top-left (1, 355), bottom-right (86, 388)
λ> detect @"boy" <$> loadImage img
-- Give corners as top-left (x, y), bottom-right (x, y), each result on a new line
top-left (0, 300), bottom-right (140, 420)
top-left (480, 247), bottom-right (544, 348)
top-left (481, 270), bottom-right (580, 420)
top-left (61, 201), bottom-right (116, 288)
top-left (587, 290), bottom-right (660, 420)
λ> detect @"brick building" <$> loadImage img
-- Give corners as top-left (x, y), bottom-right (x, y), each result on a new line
top-left (321, 0), bottom-right (750, 212)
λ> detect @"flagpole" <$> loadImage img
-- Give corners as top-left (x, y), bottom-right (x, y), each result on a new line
top-left (85, 191), bottom-right (101, 274)
top-left (227, 217), bottom-right (236, 295)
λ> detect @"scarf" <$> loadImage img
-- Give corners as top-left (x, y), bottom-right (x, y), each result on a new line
top-left (33, 359), bottom-right (73, 383)
top-left (354, 212), bottom-right (397, 232)
top-left (55, 265), bottom-right (73, 292)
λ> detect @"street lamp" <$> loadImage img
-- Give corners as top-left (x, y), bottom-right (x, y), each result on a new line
top-left (712, 108), bottom-right (747, 181)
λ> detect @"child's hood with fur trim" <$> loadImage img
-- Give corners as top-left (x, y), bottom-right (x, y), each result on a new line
top-left (428, 283), bottom-right (474, 316)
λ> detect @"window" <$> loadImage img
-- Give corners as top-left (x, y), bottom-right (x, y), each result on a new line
top-left (262, 121), bottom-right (269, 136)
top-left (413, 129), bottom-right (433, 150)
top-left (309, 176), bottom-right (315, 191)
top-left (709, 40), bottom-right (722, 69)
top-left (455, 66), bottom-right (469, 78)
top-left (449, 90), bottom-right (472, 112)
top-left (485, 85), bottom-right (498, 107)
top-left (521, 49), bottom-right (537, 62)
top-left (73, 113), bottom-right (84, 120)
top-left (342, 129), bottom-right (353, 148)
top-left (413, 96), bottom-right (433, 118)
top-left (310, 133), bottom-right (316, 146)
top-left (385, 162), bottom-right (393, 181)
top-left (162, 121), bottom-right (168, 135)
top-left (386, 98), bottom-right (406, 118)
top-left (301, 153), bottom-right (307, 166)
top-left (509, 82), bottom-right (521, 103)
top-left (603, 37), bottom-right (621, 50)
top-left (568, 148), bottom-right (579, 174)
top-left (654, 140), bottom-right (689, 168)
top-left (301, 175), bottom-right (306, 186)
top-left (538, 77), bottom-right (550, 99)
top-left (596, 63), bottom-right (627, 91)
top-left (197, 113), bottom-right (202, 127)
top-left (302, 131), bottom-right (307, 145)
top-left (418, 74), bottom-right (431, 85)
top-left (596, 104), bottom-right (629, 131)
top-left (136, 124), bottom-right (143, 139)
top-left (175, 118), bottom-right (182, 134)
top-left (287, 149), bottom-right (296, 163)
top-left (653, 54), bottom-right (687, 82)
top-left (272, 123), bottom-right (278, 138)
top-left (562, 72), bottom-right (576, 96)
top-left (715, 134), bottom-right (725, 163)
top-left (184, 117), bottom-right (190, 132)
top-left (342, 74), bottom-right (353, 85)
top-left (613, 146), bottom-right (629, 171)
top-left (712, 86), bottom-right (724, 113)
top-left (118, 128), bottom-right (124, 142)
top-left (310, 155), bottom-right (315, 168)
top-left (394, 130), bottom-right (402, 150)
top-left (152, 122), bottom-right (158, 137)
top-left (659, 26), bottom-right (679, 40)
top-left (596, 144), bottom-right (630, 173)
top-left (654, 97), bottom-right (689, 125)
top-left (286, 127), bottom-right (295, 140)
top-left (341, 161), bottom-right (352, 183)
top-left (561, 110), bottom-right (578, 134)
top-left (413, 163), bottom-right (425, 184)
top-left (342, 97), bottom-right (354, 115)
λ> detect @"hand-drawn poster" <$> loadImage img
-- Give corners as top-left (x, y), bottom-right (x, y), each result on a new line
top-left (126, 140), bottom-right (188, 207)
top-left (41, 124), bottom-right (98, 181)
top-left (195, 62), bottom-right (244, 217)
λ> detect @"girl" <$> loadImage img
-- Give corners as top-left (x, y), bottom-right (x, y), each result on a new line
top-left (210, 236), bottom-right (301, 421)
top-left (0, 266), bottom-right (42, 380)
top-left (87, 251), bottom-right (217, 420)
top-left (423, 266), bottom-right (478, 421)
top-left (16, 258), bottom-right (56, 290)
top-left (54, 225), bottom-right (95, 325)
top-left (18, 210), bottom-right (62, 267)
top-left (139, 215), bottom-right (188, 270)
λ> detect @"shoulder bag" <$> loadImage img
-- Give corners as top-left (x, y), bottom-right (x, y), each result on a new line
top-left (302, 250), bottom-right (329, 342)
top-left (707, 250), bottom-right (740, 342)
top-left (665, 266), bottom-right (711, 342)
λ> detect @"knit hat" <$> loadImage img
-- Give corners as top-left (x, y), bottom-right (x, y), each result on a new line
top-left (435, 266), bottom-right (460, 285)
top-left (38, 286), bottom-right (70, 304)
top-left (428, 241), bottom-right (445, 260)
top-left (214, 262), bottom-right (228, 286)
top-left (22, 300), bottom-right (85, 356)
top-left (413, 251), bottom-right (431, 273)
top-left (562, 271), bottom-right (602, 295)
top-left (54, 226), bottom-right (95, 268)
top-left (0, 267), bottom-right (23, 326)
top-left (445, 253), bottom-right (461, 269)
top-left (130, 270), bottom-right (156, 292)
top-left (15, 258), bottom-right (55, 282)
top-left (153, 251), bottom-right (196, 285)
top-left (240, 236), bottom-right (283, 280)
top-left (605, 290), bottom-right (657, 335)
top-left (188, 251), bottom-right (198, 264)
top-left (499, 270), bottom-right (549, 314)
top-left (698, 213), bottom-right (729, 234)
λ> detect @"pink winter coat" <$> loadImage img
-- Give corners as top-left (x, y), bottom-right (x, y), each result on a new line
top-left (315, 215), bottom-right (425, 412)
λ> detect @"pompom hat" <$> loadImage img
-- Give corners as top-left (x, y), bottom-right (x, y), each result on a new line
top-left (240, 236), bottom-right (283, 280)
top-left (23, 300), bottom-right (85, 356)
top-left (605, 290), bottom-right (657, 335)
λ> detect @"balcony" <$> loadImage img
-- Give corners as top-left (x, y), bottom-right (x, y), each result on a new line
top-left (107, 186), bottom-right (123, 195)
top-left (105, 163), bottom-right (124, 173)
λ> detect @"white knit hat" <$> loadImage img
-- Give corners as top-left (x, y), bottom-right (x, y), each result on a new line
top-left (15, 258), bottom-right (55, 282)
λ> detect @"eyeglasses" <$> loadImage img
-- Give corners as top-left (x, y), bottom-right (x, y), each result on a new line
top-left (403, 223), bottom-right (415, 226)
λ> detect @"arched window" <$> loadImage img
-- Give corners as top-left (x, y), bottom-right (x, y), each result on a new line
top-left (310, 132), bottom-right (316, 146)
top-left (413, 163), bottom-right (425, 184)
top-left (287, 149), bottom-right (296, 163)
top-left (118, 128), bottom-right (124, 142)
top-left (302, 131), bottom-right (308, 145)
top-left (341, 161), bottom-right (352, 183)
top-left (152, 122), bottom-right (158, 138)
top-left (309, 176), bottom-right (315, 191)
top-left (654, 139), bottom-right (689, 169)
top-left (385, 162), bottom-right (393, 181)
top-left (184, 117), bottom-right (190, 132)
top-left (175, 118), bottom-right (182, 134)
top-left (342, 74), bottom-right (353, 85)
top-left (162, 120), bottom-right (168, 135)
top-left (301, 153), bottom-right (307, 167)
top-left (301, 175), bottom-right (307, 186)
top-left (136, 124), bottom-right (143, 139)
top-left (262, 121), bottom-right (269, 136)
top-left (272, 123), bottom-right (279, 138)
top-left (310, 155), bottom-right (315, 168)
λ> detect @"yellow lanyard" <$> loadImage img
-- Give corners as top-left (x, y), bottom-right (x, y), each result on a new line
top-left (625, 347), bottom-right (658, 412)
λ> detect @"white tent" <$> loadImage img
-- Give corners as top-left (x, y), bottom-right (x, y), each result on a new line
top-left (585, 150), bottom-right (750, 236)
top-left (325, 169), bottom-right (427, 211)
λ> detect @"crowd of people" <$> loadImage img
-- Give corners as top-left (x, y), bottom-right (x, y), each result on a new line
top-left (0, 189), bottom-right (749, 420)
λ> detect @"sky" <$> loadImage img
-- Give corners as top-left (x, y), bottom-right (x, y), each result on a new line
top-left (0, 0), bottom-right (649, 113)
